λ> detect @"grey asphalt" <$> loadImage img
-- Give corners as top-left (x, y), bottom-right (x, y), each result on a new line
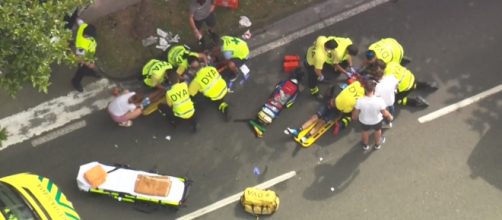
top-left (1, 0), bottom-right (502, 220)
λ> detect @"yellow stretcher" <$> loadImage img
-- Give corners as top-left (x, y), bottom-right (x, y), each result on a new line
top-left (294, 120), bottom-right (336, 148)
top-left (142, 98), bottom-right (166, 115)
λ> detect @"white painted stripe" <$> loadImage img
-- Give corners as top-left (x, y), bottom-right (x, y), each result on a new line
top-left (0, 79), bottom-right (114, 150)
top-left (177, 171), bottom-right (297, 220)
top-left (250, 0), bottom-right (390, 58)
top-left (31, 120), bottom-right (87, 147)
top-left (418, 84), bottom-right (502, 123)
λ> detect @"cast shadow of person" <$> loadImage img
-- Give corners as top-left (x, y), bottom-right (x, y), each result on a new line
top-left (303, 144), bottom-right (373, 201)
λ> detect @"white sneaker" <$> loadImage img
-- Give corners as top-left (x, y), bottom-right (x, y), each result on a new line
top-left (362, 144), bottom-right (370, 151)
top-left (118, 120), bottom-right (132, 127)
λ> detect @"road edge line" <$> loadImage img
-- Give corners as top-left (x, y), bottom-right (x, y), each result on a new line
top-left (418, 83), bottom-right (502, 123)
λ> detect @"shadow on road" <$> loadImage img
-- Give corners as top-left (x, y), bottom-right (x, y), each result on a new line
top-left (303, 144), bottom-right (372, 200)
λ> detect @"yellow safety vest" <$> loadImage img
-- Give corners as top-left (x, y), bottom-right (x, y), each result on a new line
top-left (75, 23), bottom-right (97, 60)
top-left (306, 36), bottom-right (331, 69)
top-left (194, 66), bottom-right (227, 101)
top-left (167, 45), bottom-right (199, 71)
top-left (335, 81), bottom-right (365, 113)
top-left (166, 83), bottom-right (195, 119)
top-left (384, 62), bottom-right (415, 92)
top-left (221, 36), bottom-right (249, 60)
top-left (368, 38), bottom-right (404, 64)
top-left (142, 59), bottom-right (173, 87)
top-left (330, 37), bottom-right (353, 64)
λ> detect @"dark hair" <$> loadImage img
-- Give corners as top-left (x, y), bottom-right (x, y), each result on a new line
top-left (365, 50), bottom-right (376, 59)
top-left (83, 24), bottom-right (97, 38)
top-left (347, 44), bottom-right (358, 56)
top-left (364, 79), bottom-right (377, 94)
top-left (324, 39), bottom-right (338, 50)
top-left (375, 59), bottom-right (387, 69)
top-left (130, 93), bottom-right (144, 104)
top-left (167, 70), bottom-right (179, 84)
top-left (185, 54), bottom-right (198, 64)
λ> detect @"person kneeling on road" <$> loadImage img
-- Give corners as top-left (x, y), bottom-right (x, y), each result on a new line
top-left (142, 59), bottom-right (174, 90)
top-left (189, 64), bottom-right (230, 120)
top-left (158, 71), bottom-right (198, 132)
top-left (108, 90), bottom-right (144, 127)
top-left (167, 45), bottom-right (208, 79)
top-left (361, 38), bottom-right (411, 73)
top-left (326, 36), bottom-right (359, 78)
top-left (383, 61), bottom-right (438, 107)
top-left (304, 36), bottom-right (339, 97)
top-left (352, 79), bottom-right (394, 151)
top-left (212, 36), bottom-right (250, 83)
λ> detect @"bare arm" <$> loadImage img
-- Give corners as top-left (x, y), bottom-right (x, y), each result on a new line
top-left (381, 109), bottom-right (393, 121)
top-left (352, 109), bottom-right (360, 121)
top-left (188, 15), bottom-right (201, 40)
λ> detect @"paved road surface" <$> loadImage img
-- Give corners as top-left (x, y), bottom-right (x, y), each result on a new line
top-left (1, 0), bottom-right (501, 219)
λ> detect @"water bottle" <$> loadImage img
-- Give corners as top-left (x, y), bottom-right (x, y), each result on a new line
top-left (253, 166), bottom-right (261, 176)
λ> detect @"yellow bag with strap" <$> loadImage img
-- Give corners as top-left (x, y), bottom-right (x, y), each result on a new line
top-left (240, 187), bottom-right (280, 216)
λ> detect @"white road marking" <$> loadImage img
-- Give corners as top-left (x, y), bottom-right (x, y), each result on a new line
top-left (31, 120), bottom-right (87, 147)
top-left (250, 0), bottom-right (391, 58)
top-left (418, 84), bottom-right (502, 123)
top-left (0, 79), bottom-right (114, 150)
top-left (1, 0), bottom-right (390, 149)
top-left (176, 171), bottom-right (297, 220)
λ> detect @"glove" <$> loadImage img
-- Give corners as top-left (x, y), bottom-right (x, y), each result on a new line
top-left (317, 74), bottom-right (325, 82)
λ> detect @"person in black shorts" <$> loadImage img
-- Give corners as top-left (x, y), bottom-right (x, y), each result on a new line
top-left (189, 0), bottom-right (218, 48)
top-left (352, 80), bottom-right (393, 151)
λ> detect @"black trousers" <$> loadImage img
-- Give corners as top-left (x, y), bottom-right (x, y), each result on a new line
top-left (158, 103), bottom-right (197, 127)
top-left (72, 64), bottom-right (98, 86)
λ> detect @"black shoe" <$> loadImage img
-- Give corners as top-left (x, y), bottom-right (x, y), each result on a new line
top-left (415, 96), bottom-right (430, 107)
top-left (427, 81), bottom-right (439, 90)
top-left (192, 122), bottom-right (198, 133)
top-left (400, 56), bottom-right (412, 66)
top-left (72, 82), bottom-right (83, 92)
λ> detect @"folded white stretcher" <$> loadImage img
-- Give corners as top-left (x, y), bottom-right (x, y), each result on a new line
top-left (76, 161), bottom-right (190, 207)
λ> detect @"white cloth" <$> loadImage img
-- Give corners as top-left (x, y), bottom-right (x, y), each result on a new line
top-left (108, 92), bottom-right (137, 116)
top-left (355, 95), bottom-right (387, 125)
top-left (375, 75), bottom-right (398, 106)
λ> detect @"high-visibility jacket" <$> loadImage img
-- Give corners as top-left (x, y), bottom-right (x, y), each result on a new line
top-left (335, 81), bottom-right (365, 113)
top-left (142, 59), bottom-right (173, 87)
top-left (326, 37), bottom-right (353, 65)
top-left (192, 66), bottom-right (227, 101)
top-left (306, 36), bottom-right (331, 69)
top-left (167, 45), bottom-right (199, 74)
top-left (166, 82), bottom-right (195, 119)
top-left (221, 36), bottom-right (249, 60)
top-left (368, 38), bottom-right (404, 64)
top-left (75, 23), bottom-right (97, 61)
top-left (384, 62), bottom-right (415, 92)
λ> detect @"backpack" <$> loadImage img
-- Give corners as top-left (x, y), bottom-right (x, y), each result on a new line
top-left (240, 188), bottom-right (280, 216)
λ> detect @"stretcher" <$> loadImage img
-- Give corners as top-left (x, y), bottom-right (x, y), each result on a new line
top-left (294, 120), bottom-right (336, 148)
top-left (249, 72), bottom-right (301, 138)
top-left (76, 162), bottom-right (190, 207)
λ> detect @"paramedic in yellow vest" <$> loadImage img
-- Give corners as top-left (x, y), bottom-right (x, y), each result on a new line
top-left (73, 22), bottom-right (100, 92)
top-left (362, 38), bottom-right (411, 71)
top-left (326, 37), bottom-right (359, 78)
top-left (216, 36), bottom-right (250, 82)
top-left (158, 71), bottom-right (198, 132)
top-left (189, 64), bottom-right (230, 119)
top-left (142, 59), bottom-right (173, 90)
top-left (285, 80), bottom-right (365, 143)
top-left (383, 61), bottom-right (437, 107)
top-left (305, 36), bottom-right (338, 96)
top-left (167, 45), bottom-right (208, 77)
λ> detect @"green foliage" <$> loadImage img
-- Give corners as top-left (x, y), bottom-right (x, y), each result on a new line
top-left (0, 127), bottom-right (6, 146)
top-left (0, 0), bottom-right (93, 96)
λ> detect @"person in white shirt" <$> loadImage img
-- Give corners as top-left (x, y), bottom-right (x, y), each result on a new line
top-left (352, 79), bottom-right (393, 151)
top-left (108, 90), bottom-right (143, 127)
top-left (371, 60), bottom-right (398, 128)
